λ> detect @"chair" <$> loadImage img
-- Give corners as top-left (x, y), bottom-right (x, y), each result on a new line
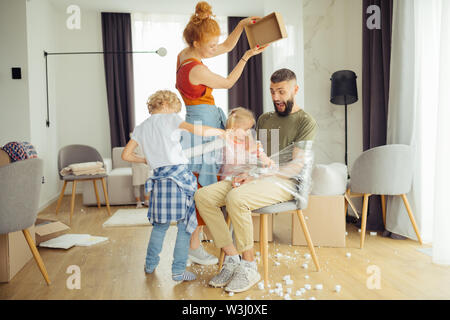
top-left (56, 145), bottom-right (111, 224)
top-left (82, 147), bottom-right (137, 206)
top-left (218, 201), bottom-right (321, 287)
top-left (0, 158), bottom-right (51, 285)
top-left (345, 144), bottom-right (423, 248)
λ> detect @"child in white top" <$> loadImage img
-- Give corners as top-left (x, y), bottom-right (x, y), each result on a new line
top-left (122, 90), bottom-right (225, 282)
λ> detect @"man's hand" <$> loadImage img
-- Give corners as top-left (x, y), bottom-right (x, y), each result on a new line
top-left (232, 173), bottom-right (254, 188)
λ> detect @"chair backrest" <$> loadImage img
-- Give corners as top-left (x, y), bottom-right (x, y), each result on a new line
top-left (0, 158), bottom-right (43, 234)
top-left (57, 145), bottom-right (104, 178)
top-left (112, 147), bottom-right (131, 169)
top-left (350, 144), bottom-right (413, 195)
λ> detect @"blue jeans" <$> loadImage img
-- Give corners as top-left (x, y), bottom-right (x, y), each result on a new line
top-left (145, 220), bottom-right (191, 275)
top-left (181, 104), bottom-right (227, 187)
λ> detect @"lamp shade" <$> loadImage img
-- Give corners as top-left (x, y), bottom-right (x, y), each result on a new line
top-left (330, 70), bottom-right (358, 105)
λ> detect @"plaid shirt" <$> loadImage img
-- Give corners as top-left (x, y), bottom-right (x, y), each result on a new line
top-left (145, 164), bottom-right (198, 234)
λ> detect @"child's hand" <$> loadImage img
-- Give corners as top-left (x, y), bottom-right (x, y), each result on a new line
top-left (221, 129), bottom-right (234, 141)
top-left (263, 158), bottom-right (275, 168)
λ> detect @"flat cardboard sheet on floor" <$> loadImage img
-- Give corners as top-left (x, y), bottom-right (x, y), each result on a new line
top-left (39, 234), bottom-right (108, 249)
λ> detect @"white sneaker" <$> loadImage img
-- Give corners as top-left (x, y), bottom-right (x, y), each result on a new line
top-left (209, 256), bottom-right (240, 288)
top-left (188, 245), bottom-right (218, 265)
top-left (224, 261), bottom-right (261, 293)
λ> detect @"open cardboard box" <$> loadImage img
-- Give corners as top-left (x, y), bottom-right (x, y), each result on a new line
top-left (244, 12), bottom-right (288, 49)
top-left (292, 195), bottom-right (346, 247)
top-left (0, 226), bottom-right (35, 283)
top-left (35, 218), bottom-right (70, 245)
top-left (0, 149), bottom-right (11, 167)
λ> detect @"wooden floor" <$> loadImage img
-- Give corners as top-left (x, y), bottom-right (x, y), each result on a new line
top-left (1, 195), bottom-right (450, 300)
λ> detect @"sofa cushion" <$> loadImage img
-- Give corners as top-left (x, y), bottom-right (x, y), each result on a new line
top-left (109, 167), bottom-right (132, 177)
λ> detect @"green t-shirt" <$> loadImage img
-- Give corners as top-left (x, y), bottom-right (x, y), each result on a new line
top-left (255, 109), bottom-right (317, 157)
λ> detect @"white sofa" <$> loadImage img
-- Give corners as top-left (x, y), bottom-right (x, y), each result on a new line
top-left (82, 147), bottom-right (145, 206)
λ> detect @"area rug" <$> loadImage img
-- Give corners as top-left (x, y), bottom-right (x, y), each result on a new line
top-left (102, 208), bottom-right (150, 228)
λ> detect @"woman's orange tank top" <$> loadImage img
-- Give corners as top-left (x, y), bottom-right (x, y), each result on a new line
top-left (176, 56), bottom-right (215, 106)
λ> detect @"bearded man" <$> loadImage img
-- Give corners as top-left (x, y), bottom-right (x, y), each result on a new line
top-left (194, 68), bottom-right (318, 293)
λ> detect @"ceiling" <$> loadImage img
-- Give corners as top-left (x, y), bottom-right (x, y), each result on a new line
top-left (47, 0), bottom-right (266, 16)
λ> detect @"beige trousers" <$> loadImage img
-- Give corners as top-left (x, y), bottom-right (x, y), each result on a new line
top-left (194, 176), bottom-right (295, 253)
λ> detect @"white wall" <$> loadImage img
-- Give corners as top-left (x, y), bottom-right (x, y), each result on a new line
top-left (303, 0), bottom-right (363, 167)
top-left (0, 0), bottom-right (31, 144)
top-left (52, 9), bottom-right (111, 159)
top-left (25, 0), bottom-right (61, 209)
top-left (262, 0), bottom-right (305, 113)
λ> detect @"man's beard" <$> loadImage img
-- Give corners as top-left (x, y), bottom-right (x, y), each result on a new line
top-left (273, 98), bottom-right (294, 116)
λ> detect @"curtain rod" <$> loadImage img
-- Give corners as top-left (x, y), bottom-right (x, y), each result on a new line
top-left (43, 48), bottom-right (166, 128)
top-left (44, 51), bottom-right (159, 56)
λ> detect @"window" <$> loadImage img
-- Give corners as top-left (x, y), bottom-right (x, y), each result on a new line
top-left (132, 13), bottom-right (228, 126)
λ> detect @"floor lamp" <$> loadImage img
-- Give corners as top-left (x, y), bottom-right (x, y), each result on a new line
top-left (330, 70), bottom-right (358, 168)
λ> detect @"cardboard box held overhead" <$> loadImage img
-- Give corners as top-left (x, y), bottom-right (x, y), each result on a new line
top-left (244, 12), bottom-right (288, 49)
top-left (0, 226), bottom-right (35, 283)
top-left (35, 218), bottom-right (70, 245)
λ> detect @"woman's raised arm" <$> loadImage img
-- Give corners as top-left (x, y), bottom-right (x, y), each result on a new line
top-left (212, 16), bottom-right (260, 57)
top-left (189, 45), bottom-right (268, 89)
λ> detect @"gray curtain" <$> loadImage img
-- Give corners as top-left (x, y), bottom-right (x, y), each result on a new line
top-left (101, 12), bottom-right (135, 148)
top-left (362, 0), bottom-right (393, 231)
top-left (227, 17), bottom-right (263, 120)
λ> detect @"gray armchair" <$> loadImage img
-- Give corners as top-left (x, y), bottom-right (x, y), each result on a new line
top-left (346, 144), bottom-right (422, 248)
top-left (0, 158), bottom-right (51, 285)
top-left (56, 144), bottom-right (111, 225)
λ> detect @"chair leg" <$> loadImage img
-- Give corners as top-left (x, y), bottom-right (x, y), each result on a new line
top-left (344, 191), bottom-right (360, 219)
top-left (259, 215), bottom-right (264, 258)
top-left (295, 210), bottom-right (320, 271)
top-left (22, 229), bottom-right (51, 285)
top-left (344, 188), bottom-right (350, 217)
top-left (101, 177), bottom-right (111, 216)
top-left (93, 179), bottom-right (101, 209)
top-left (345, 198), bottom-right (349, 218)
top-left (360, 194), bottom-right (370, 249)
top-left (55, 181), bottom-right (67, 216)
top-left (218, 215), bottom-right (232, 270)
top-left (400, 194), bottom-right (423, 245)
top-left (70, 180), bottom-right (77, 225)
top-left (381, 195), bottom-right (386, 228)
top-left (261, 214), bottom-right (269, 286)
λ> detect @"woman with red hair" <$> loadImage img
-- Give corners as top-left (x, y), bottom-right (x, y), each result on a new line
top-left (177, 1), bottom-right (267, 266)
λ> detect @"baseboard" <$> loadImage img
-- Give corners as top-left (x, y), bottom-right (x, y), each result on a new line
top-left (38, 193), bottom-right (60, 213)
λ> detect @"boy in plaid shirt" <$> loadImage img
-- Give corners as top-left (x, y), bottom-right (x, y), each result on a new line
top-left (122, 90), bottom-right (225, 282)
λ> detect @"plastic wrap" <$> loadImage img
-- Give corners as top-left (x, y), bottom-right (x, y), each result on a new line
top-left (182, 130), bottom-right (314, 208)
